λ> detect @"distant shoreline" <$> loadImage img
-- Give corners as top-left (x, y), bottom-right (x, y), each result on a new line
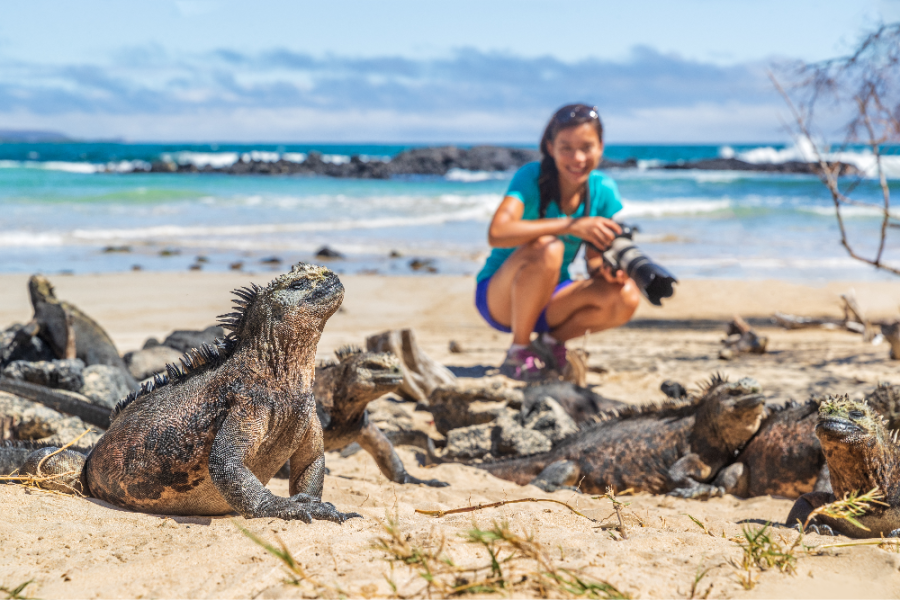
top-left (127, 144), bottom-right (858, 178)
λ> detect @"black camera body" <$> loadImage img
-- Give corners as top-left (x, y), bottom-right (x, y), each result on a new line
top-left (588, 224), bottom-right (677, 306)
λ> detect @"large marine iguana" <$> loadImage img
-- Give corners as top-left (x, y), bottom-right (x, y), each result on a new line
top-left (13, 264), bottom-right (360, 523)
top-left (786, 395), bottom-right (900, 537)
top-left (310, 346), bottom-right (447, 486)
top-left (472, 375), bottom-right (766, 498)
top-left (713, 400), bottom-right (829, 498)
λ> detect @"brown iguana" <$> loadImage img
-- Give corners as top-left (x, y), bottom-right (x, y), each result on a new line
top-left (472, 375), bottom-right (766, 498)
top-left (14, 264), bottom-right (360, 523)
top-left (713, 400), bottom-right (829, 498)
top-left (313, 346), bottom-right (447, 487)
top-left (786, 395), bottom-right (900, 537)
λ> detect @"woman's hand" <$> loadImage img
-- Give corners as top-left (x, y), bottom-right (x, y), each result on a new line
top-left (565, 217), bottom-right (621, 250)
top-left (585, 245), bottom-right (629, 284)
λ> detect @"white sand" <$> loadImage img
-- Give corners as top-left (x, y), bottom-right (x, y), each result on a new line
top-left (1, 272), bottom-right (899, 598)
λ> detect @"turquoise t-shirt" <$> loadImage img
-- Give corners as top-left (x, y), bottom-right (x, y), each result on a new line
top-left (476, 162), bottom-right (624, 283)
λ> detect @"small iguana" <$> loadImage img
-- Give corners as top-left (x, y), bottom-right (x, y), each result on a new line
top-left (473, 375), bottom-right (766, 498)
top-left (14, 264), bottom-right (360, 523)
top-left (786, 395), bottom-right (900, 537)
top-left (314, 346), bottom-right (447, 487)
top-left (28, 275), bottom-right (136, 388)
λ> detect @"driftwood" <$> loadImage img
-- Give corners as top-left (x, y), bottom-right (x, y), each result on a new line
top-left (883, 322), bottom-right (900, 360)
top-left (773, 290), bottom-right (899, 359)
top-left (772, 312), bottom-right (844, 330)
top-left (366, 329), bottom-right (456, 404)
top-left (0, 377), bottom-right (111, 429)
top-left (719, 315), bottom-right (767, 360)
top-left (562, 348), bottom-right (588, 387)
top-left (841, 290), bottom-right (880, 342)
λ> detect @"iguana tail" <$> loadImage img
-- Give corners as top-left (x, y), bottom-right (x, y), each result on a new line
top-left (0, 440), bottom-right (92, 494)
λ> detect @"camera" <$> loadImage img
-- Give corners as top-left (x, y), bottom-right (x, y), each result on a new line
top-left (588, 224), bottom-right (677, 306)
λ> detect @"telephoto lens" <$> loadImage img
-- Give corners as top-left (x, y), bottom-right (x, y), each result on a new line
top-left (589, 225), bottom-right (677, 306)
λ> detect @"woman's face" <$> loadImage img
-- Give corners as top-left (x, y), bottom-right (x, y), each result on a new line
top-left (546, 122), bottom-right (603, 190)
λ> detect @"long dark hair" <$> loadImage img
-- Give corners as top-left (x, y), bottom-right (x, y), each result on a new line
top-left (537, 104), bottom-right (604, 218)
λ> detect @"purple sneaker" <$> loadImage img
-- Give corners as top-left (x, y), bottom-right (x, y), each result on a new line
top-left (499, 346), bottom-right (547, 382)
top-left (532, 337), bottom-right (568, 373)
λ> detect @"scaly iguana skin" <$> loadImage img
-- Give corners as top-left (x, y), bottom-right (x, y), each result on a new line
top-left (28, 275), bottom-right (138, 388)
top-left (786, 395), bottom-right (900, 537)
top-left (713, 400), bottom-right (829, 498)
top-left (864, 382), bottom-right (900, 429)
top-left (473, 375), bottom-right (766, 498)
top-left (715, 385), bottom-right (900, 498)
top-left (17, 264), bottom-right (360, 523)
top-left (314, 346), bottom-right (447, 487)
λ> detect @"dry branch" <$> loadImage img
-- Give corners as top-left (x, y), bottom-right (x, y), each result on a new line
top-left (366, 328), bottom-right (456, 404)
top-left (770, 24), bottom-right (900, 276)
top-left (415, 497), bottom-right (599, 523)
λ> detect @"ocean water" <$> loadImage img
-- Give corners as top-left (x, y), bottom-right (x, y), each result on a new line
top-left (0, 142), bottom-right (897, 282)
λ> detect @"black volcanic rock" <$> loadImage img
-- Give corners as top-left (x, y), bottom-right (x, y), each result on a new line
top-left (388, 145), bottom-right (540, 175)
top-left (658, 157), bottom-right (860, 176)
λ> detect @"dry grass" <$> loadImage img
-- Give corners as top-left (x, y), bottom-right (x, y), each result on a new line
top-left (237, 514), bottom-right (632, 598)
top-left (0, 429), bottom-right (92, 496)
top-left (0, 581), bottom-right (35, 600)
top-left (802, 487), bottom-right (887, 532)
top-left (731, 487), bottom-right (890, 589)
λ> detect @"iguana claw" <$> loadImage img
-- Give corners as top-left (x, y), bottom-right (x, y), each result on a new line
top-left (256, 495), bottom-right (363, 522)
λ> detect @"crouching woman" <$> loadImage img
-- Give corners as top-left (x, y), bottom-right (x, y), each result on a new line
top-left (475, 104), bottom-right (640, 381)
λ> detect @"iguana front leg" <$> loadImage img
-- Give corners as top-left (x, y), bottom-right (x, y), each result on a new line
top-left (665, 453), bottom-right (724, 499)
top-left (357, 419), bottom-right (448, 487)
top-left (209, 413), bottom-right (359, 522)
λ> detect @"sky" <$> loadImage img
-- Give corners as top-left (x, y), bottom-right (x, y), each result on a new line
top-left (0, 0), bottom-right (896, 143)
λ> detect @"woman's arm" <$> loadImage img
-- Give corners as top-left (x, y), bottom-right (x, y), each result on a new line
top-left (487, 196), bottom-right (622, 249)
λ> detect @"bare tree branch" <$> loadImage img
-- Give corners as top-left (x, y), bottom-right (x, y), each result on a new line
top-left (769, 23), bottom-right (900, 276)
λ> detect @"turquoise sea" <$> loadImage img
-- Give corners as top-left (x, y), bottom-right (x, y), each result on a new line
top-left (0, 142), bottom-right (896, 281)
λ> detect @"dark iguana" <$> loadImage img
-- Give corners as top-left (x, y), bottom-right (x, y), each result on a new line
top-left (713, 400), bottom-right (829, 498)
top-left (864, 382), bottom-right (900, 429)
top-left (313, 346), bottom-right (447, 487)
top-left (786, 395), bottom-right (900, 537)
top-left (12, 264), bottom-right (360, 523)
top-left (473, 375), bottom-right (766, 498)
top-left (28, 275), bottom-right (137, 388)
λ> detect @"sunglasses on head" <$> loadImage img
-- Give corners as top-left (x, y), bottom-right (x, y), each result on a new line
top-left (555, 105), bottom-right (599, 124)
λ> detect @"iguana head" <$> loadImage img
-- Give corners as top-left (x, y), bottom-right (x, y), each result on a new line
top-left (28, 275), bottom-right (57, 305)
top-left (816, 394), bottom-right (884, 447)
top-left (695, 375), bottom-right (766, 453)
top-left (313, 346), bottom-right (402, 423)
top-left (219, 263), bottom-right (344, 339)
top-left (815, 394), bottom-right (899, 498)
top-left (336, 347), bottom-right (403, 407)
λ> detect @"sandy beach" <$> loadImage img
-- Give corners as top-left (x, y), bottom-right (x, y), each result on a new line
top-left (2, 272), bottom-right (900, 598)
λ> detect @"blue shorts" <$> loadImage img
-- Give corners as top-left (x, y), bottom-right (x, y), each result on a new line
top-left (475, 276), bottom-right (574, 333)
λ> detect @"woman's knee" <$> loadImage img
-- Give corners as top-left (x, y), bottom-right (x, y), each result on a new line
top-left (615, 279), bottom-right (641, 323)
top-left (522, 235), bottom-right (564, 266)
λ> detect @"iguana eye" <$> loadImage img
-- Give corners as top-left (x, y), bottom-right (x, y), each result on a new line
top-left (289, 280), bottom-right (309, 290)
top-left (849, 410), bottom-right (865, 419)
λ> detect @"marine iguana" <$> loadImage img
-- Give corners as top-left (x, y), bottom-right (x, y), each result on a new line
top-left (28, 275), bottom-right (137, 388)
top-left (473, 375), bottom-right (766, 498)
top-left (14, 264), bottom-right (360, 523)
top-left (786, 395), bottom-right (900, 537)
top-left (864, 382), bottom-right (900, 429)
top-left (313, 346), bottom-right (447, 487)
top-left (713, 400), bottom-right (829, 498)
